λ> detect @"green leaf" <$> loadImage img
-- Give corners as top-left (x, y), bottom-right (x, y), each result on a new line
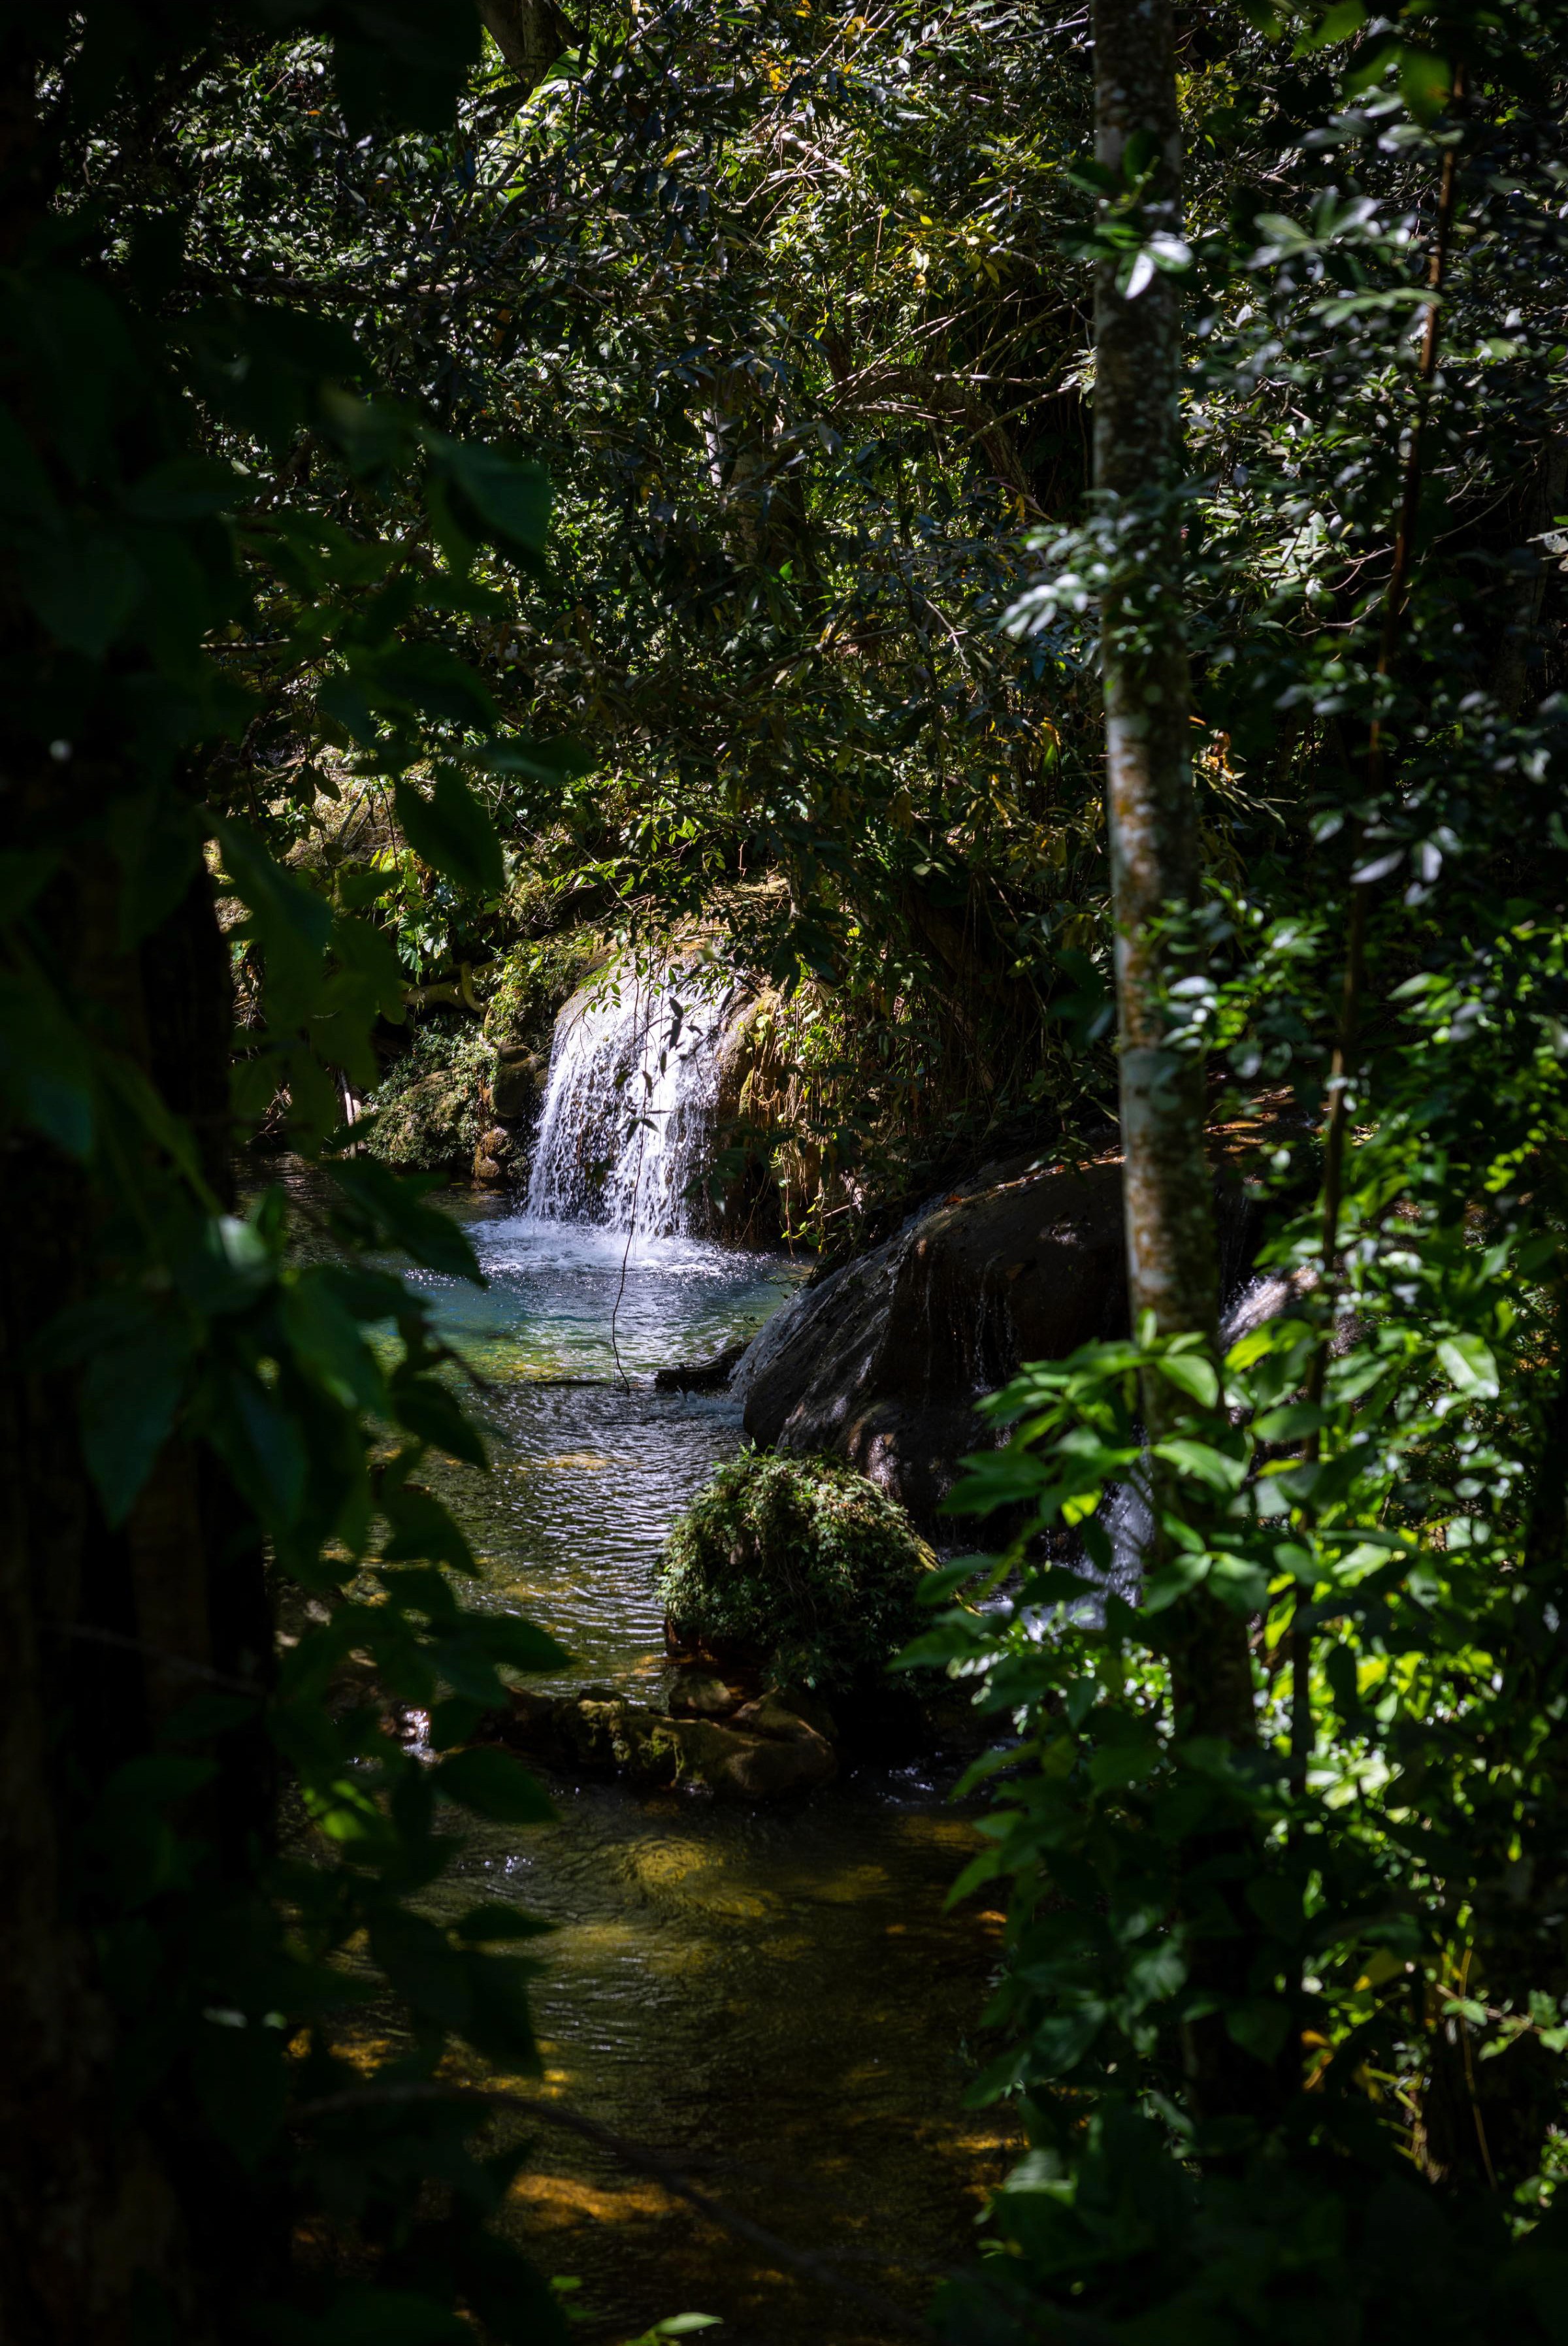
top-left (192, 2015), bottom-right (289, 2170)
top-left (81, 1313), bottom-right (191, 1526)
top-left (248, 2285), bottom-right (471, 2345)
top-left (122, 455), bottom-right (246, 519)
top-left (368, 1908), bottom-right (473, 2030)
top-left (432, 1746), bottom-right (557, 1824)
top-left (212, 816), bottom-right (332, 1015)
top-left (1399, 44), bottom-right (1453, 122)
top-left (391, 1374), bottom-right (489, 1469)
top-left (1225, 1996), bottom-right (1291, 2064)
top-left (1252, 1402), bottom-right (1328, 1442)
top-left (394, 769), bottom-right (506, 896)
top-left (0, 851), bottom-right (57, 922)
top-left (106, 789), bottom-right (203, 949)
top-left (329, 1158), bottom-right (483, 1282)
top-left (1153, 1352), bottom-right (1219, 1409)
top-left (380, 1484), bottom-right (478, 1574)
top-left (0, 972), bottom-right (95, 1155)
top-left (332, 914), bottom-right (406, 1021)
top-left (281, 1278), bottom-right (388, 1413)
top-left (439, 440), bottom-right (551, 560)
top-left (1151, 1437), bottom-right (1248, 1493)
top-left (1437, 1335), bottom-right (1499, 1401)
top-left (365, 642), bottom-right (498, 729)
top-left (459, 1613), bottom-right (568, 1672)
top-left (1141, 1551), bottom-right (1211, 1611)
top-left (25, 532), bottom-right (144, 656)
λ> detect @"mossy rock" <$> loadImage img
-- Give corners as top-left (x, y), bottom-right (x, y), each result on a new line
top-left (656, 1451), bottom-right (934, 1693)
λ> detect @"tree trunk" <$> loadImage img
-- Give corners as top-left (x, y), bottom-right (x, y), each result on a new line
top-left (1092, 0), bottom-right (1271, 2129)
top-left (477, 0), bottom-right (576, 92)
top-left (1093, 0), bottom-right (1217, 1365)
top-left (0, 830), bottom-right (274, 2342)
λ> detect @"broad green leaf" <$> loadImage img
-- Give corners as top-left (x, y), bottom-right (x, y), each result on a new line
top-left (367, 642), bottom-right (498, 729)
top-left (1151, 1437), bottom-right (1248, 1493)
top-left (212, 815), bottom-right (332, 1013)
top-left (432, 1746), bottom-right (557, 1823)
top-left (81, 1313), bottom-right (191, 1526)
top-left (391, 1375), bottom-right (489, 1469)
top-left (440, 439), bottom-right (551, 559)
top-left (192, 2015), bottom-right (289, 2171)
top-left (380, 1484), bottom-right (478, 1574)
top-left (394, 769), bottom-right (506, 896)
top-left (1141, 1552), bottom-right (1211, 1611)
top-left (282, 1278), bottom-right (388, 1413)
top-left (1153, 1351), bottom-right (1219, 1409)
top-left (0, 972), bottom-right (95, 1155)
top-left (1437, 1335), bottom-right (1499, 1401)
top-left (0, 851), bottom-right (57, 922)
top-left (1252, 1402), bottom-right (1327, 1442)
top-left (122, 455), bottom-right (246, 519)
top-left (328, 1158), bottom-right (483, 1281)
top-left (26, 532), bottom-right (144, 656)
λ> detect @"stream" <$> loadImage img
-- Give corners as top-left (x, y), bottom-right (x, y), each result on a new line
top-left (392, 1195), bottom-right (1016, 2344)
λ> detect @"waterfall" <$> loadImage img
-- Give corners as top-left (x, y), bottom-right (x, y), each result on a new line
top-left (527, 961), bottom-right (740, 1237)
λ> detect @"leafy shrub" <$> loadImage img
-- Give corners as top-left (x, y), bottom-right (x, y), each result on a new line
top-left (657, 1450), bottom-right (934, 1691)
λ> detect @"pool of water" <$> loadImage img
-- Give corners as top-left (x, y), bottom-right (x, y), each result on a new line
top-left (268, 1168), bottom-right (1015, 2341)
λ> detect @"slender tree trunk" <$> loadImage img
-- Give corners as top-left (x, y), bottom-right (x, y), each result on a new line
top-left (1093, 0), bottom-right (1217, 1363)
top-left (1092, 0), bottom-right (1274, 2130)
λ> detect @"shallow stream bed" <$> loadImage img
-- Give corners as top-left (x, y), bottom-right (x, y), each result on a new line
top-left (327, 1182), bottom-right (1016, 2341)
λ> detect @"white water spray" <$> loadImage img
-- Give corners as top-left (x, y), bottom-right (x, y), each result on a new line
top-left (527, 961), bottom-right (742, 1239)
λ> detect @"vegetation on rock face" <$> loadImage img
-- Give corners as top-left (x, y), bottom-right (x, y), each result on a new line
top-left (363, 1013), bottom-right (495, 1171)
top-left (659, 1452), bottom-right (934, 1691)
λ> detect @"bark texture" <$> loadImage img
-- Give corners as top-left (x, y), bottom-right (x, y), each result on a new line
top-left (1092, 0), bottom-right (1217, 1360)
top-left (478, 0), bottom-right (576, 91)
top-left (1092, 0), bottom-right (1266, 2127)
top-left (0, 835), bottom-right (272, 2342)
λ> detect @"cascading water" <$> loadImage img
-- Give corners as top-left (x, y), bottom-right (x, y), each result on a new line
top-left (527, 960), bottom-right (743, 1238)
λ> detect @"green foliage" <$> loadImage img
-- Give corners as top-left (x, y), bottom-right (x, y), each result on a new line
top-left (0, 5), bottom-right (586, 2336)
top-left (658, 1450), bottom-right (934, 1691)
top-left (483, 930), bottom-right (609, 1051)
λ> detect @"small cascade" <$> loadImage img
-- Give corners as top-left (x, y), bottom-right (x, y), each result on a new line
top-left (527, 961), bottom-right (742, 1238)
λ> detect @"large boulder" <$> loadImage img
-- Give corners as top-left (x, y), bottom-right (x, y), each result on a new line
top-left (737, 1149), bottom-right (1266, 1529)
top-left (736, 1156), bottom-right (1131, 1528)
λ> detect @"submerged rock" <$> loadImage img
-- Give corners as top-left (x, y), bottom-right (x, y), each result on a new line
top-left (653, 1338), bottom-right (749, 1393)
top-left (485, 1682), bottom-right (837, 1801)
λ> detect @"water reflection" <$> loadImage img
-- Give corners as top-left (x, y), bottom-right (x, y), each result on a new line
top-left (263, 1167), bottom-right (1014, 2341)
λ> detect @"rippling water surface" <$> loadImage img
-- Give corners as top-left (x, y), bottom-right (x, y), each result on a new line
top-left (281, 1171), bottom-right (1015, 2342)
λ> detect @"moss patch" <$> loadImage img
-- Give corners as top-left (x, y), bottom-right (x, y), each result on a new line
top-left (656, 1451), bottom-right (934, 1691)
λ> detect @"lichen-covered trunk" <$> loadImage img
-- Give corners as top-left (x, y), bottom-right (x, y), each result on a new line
top-left (1092, 0), bottom-right (1217, 1364)
top-left (1092, 0), bottom-right (1269, 2125)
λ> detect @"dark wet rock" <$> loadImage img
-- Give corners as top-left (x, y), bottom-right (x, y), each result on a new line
top-left (491, 1043), bottom-right (546, 1122)
top-left (653, 1339), bottom-right (749, 1393)
top-left (486, 1682), bottom-right (837, 1800)
top-left (736, 1156), bottom-right (1129, 1529)
top-left (666, 1663), bottom-right (747, 1718)
top-left (734, 1142), bottom-right (1271, 1533)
